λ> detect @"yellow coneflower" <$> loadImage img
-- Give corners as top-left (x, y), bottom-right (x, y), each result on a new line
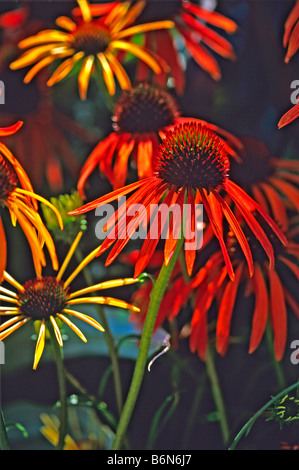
top-left (10, 0), bottom-right (174, 99)
top-left (0, 231), bottom-right (139, 369)
top-left (0, 121), bottom-right (63, 280)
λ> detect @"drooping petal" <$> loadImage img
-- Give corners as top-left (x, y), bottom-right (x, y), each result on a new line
top-left (164, 188), bottom-right (185, 267)
top-left (183, 2), bottom-right (238, 33)
top-left (181, 12), bottom-right (236, 59)
top-left (212, 190), bottom-right (254, 277)
top-left (278, 102), bottom-right (299, 128)
top-left (176, 24), bottom-right (221, 81)
top-left (248, 264), bottom-right (269, 354)
top-left (268, 267), bottom-right (288, 361)
top-left (200, 189), bottom-right (235, 281)
top-left (216, 263), bottom-right (244, 356)
top-left (78, 55), bottom-right (95, 100)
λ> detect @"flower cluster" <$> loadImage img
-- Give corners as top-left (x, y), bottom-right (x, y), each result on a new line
top-left (0, 0), bottom-right (299, 452)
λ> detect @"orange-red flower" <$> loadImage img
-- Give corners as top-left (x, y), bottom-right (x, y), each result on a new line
top-left (10, 0), bottom-right (174, 99)
top-left (83, 0), bottom-right (238, 93)
top-left (188, 217), bottom-right (299, 362)
top-left (0, 122), bottom-right (62, 280)
top-left (229, 136), bottom-right (299, 231)
top-left (78, 82), bottom-right (242, 194)
top-left (1, 78), bottom-right (97, 192)
top-left (70, 121), bottom-right (286, 280)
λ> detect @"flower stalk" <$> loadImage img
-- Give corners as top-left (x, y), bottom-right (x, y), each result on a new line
top-left (112, 232), bottom-right (185, 450)
top-left (49, 324), bottom-right (68, 450)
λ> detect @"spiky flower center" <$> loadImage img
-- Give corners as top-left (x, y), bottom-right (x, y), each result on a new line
top-left (18, 277), bottom-right (69, 320)
top-left (156, 122), bottom-right (230, 190)
top-left (72, 22), bottom-right (111, 55)
top-left (0, 155), bottom-right (18, 203)
top-left (112, 83), bottom-right (179, 134)
top-left (229, 137), bottom-right (275, 188)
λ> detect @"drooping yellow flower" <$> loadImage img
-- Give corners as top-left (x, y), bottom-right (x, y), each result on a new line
top-left (10, 0), bottom-right (174, 99)
top-left (0, 231), bottom-right (140, 369)
top-left (0, 121), bottom-right (63, 280)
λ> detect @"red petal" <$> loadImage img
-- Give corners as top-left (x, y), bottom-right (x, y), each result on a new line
top-left (249, 264), bottom-right (269, 354)
top-left (259, 182), bottom-right (288, 233)
top-left (278, 102), bottom-right (299, 128)
top-left (69, 178), bottom-right (155, 215)
top-left (77, 133), bottom-right (119, 199)
top-left (0, 121), bottom-right (23, 137)
top-left (212, 190), bottom-right (254, 277)
top-left (201, 189), bottom-right (235, 281)
top-left (176, 24), bottom-right (221, 81)
top-left (216, 263), bottom-right (244, 356)
top-left (134, 188), bottom-right (177, 277)
top-left (181, 12), bottom-right (236, 59)
top-left (164, 188), bottom-right (185, 266)
top-left (183, 2), bottom-right (238, 33)
top-left (184, 189), bottom-right (196, 276)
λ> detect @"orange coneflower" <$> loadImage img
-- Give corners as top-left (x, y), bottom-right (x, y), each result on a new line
top-left (9, 0), bottom-right (174, 100)
top-left (0, 5), bottom-right (98, 191)
top-left (70, 121), bottom-right (287, 280)
top-left (229, 136), bottom-right (299, 231)
top-left (188, 217), bottom-right (299, 362)
top-left (80, 0), bottom-right (238, 93)
top-left (78, 82), bottom-right (242, 194)
top-left (0, 121), bottom-right (63, 280)
top-left (0, 231), bottom-right (140, 369)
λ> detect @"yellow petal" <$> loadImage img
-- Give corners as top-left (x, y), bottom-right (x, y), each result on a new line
top-left (69, 278), bottom-right (138, 299)
top-left (97, 53), bottom-right (115, 95)
top-left (115, 20), bottom-right (174, 40)
top-left (47, 52), bottom-right (84, 86)
top-left (63, 308), bottom-right (105, 332)
top-left (55, 16), bottom-right (77, 32)
top-left (10, 44), bottom-right (69, 69)
top-left (105, 52), bottom-right (131, 90)
top-left (33, 320), bottom-right (46, 370)
top-left (57, 313), bottom-right (87, 343)
top-left (50, 316), bottom-right (63, 347)
top-left (18, 31), bottom-right (71, 49)
top-left (67, 296), bottom-right (140, 312)
top-left (78, 55), bottom-right (94, 100)
top-left (77, 0), bottom-right (92, 22)
top-left (0, 318), bottom-right (30, 341)
top-left (110, 40), bottom-right (161, 74)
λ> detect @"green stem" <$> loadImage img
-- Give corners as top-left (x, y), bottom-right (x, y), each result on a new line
top-left (49, 325), bottom-right (68, 450)
top-left (74, 248), bottom-right (124, 417)
top-left (0, 409), bottom-right (10, 450)
top-left (229, 379), bottom-right (299, 450)
top-left (265, 323), bottom-right (286, 389)
top-left (112, 236), bottom-right (185, 450)
top-left (205, 344), bottom-right (230, 445)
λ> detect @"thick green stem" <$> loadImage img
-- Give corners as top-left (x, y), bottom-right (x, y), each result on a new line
top-left (112, 236), bottom-right (185, 450)
top-left (49, 326), bottom-right (68, 450)
top-left (0, 409), bottom-right (10, 450)
top-left (205, 345), bottom-right (230, 445)
top-left (74, 248), bottom-right (124, 417)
